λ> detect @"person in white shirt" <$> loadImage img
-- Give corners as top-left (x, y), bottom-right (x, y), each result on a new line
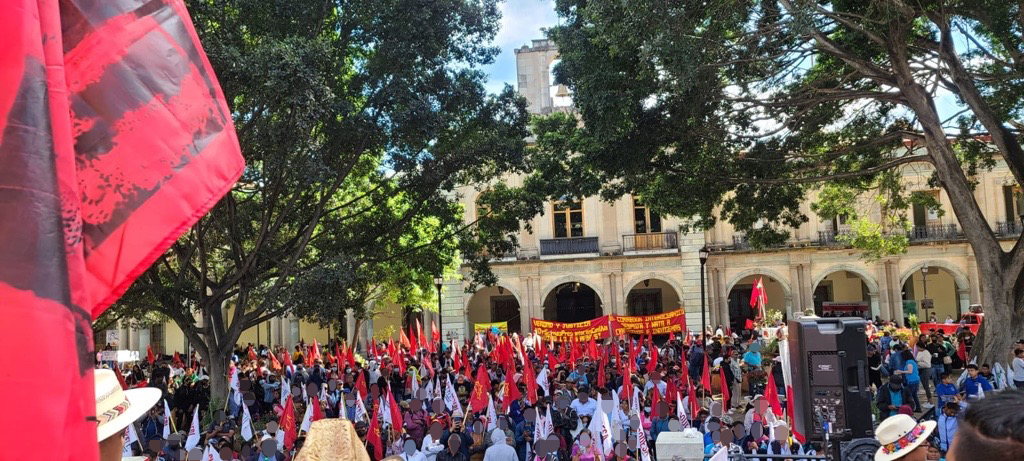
top-left (944, 315), bottom-right (955, 324)
top-left (1012, 348), bottom-right (1024, 388)
top-left (570, 387), bottom-right (598, 419)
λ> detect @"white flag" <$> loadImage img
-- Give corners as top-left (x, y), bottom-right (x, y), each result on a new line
top-left (540, 407), bottom-right (554, 439)
top-left (536, 367), bottom-right (550, 396)
top-left (280, 378), bottom-right (291, 406)
top-left (229, 366), bottom-right (242, 405)
top-left (355, 391), bottom-right (369, 422)
top-left (123, 423), bottom-right (139, 456)
top-left (300, 399), bottom-right (315, 432)
top-left (587, 395), bottom-right (613, 457)
top-left (433, 376), bottom-right (444, 402)
top-left (203, 443), bottom-right (217, 461)
top-left (163, 399), bottom-right (173, 439)
top-left (241, 401), bottom-right (254, 441)
top-left (636, 423), bottom-right (652, 461)
top-left (184, 405), bottom-right (201, 450)
top-left (445, 374), bottom-right (464, 416)
top-left (487, 394), bottom-right (498, 431)
top-left (381, 396), bottom-right (392, 425)
top-left (676, 391), bottom-right (690, 428)
top-left (302, 381), bottom-right (309, 401)
top-left (425, 377), bottom-right (434, 398)
top-left (708, 445), bottom-right (728, 461)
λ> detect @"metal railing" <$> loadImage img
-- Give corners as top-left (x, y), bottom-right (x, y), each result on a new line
top-left (623, 231), bottom-right (678, 251)
top-left (998, 220), bottom-right (1023, 237)
top-left (732, 234), bottom-right (751, 250)
top-left (817, 228), bottom-right (852, 246)
top-left (539, 237), bottom-right (599, 256)
top-left (908, 223), bottom-right (959, 241)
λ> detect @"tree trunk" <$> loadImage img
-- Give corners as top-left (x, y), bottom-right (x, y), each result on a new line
top-left (205, 341), bottom-right (231, 405)
top-left (351, 317), bottom-right (364, 352)
top-left (976, 273), bottom-right (1024, 365)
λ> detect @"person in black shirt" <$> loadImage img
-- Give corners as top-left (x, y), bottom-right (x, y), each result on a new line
top-left (438, 434), bottom-right (470, 461)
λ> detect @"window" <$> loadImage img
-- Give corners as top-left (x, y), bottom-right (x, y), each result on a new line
top-left (150, 323), bottom-right (164, 357)
top-left (633, 199), bottom-right (662, 234)
top-left (553, 201), bottom-right (584, 238)
top-left (912, 191), bottom-right (941, 226)
top-left (1004, 185), bottom-right (1024, 221)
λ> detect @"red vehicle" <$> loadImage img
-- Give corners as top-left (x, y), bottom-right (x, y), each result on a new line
top-left (919, 308), bottom-right (984, 335)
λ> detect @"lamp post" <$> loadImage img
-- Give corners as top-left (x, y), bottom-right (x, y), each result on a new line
top-left (699, 247), bottom-right (710, 348)
top-left (434, 275), bottom-right (444, 354)
top-left (920, 266), bottom-right (931, 320)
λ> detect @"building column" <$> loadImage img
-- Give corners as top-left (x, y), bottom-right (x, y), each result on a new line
top-left (789, 265), bottom-right (803, 315)
top-left (966, 254), bottom-right (981, 304)
top-left (869, 293), bottom-right (881, 319)
top-left (957, 289), bottom-right (971, 316)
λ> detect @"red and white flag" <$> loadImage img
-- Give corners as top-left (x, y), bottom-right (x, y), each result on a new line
top-left (750, 277), bottom-right (767, 318)
top-left (163, 399), bottom-right (174, 438)
top-left (636, 421), bottom-right (652, 461)
top-left (185, 405), bottom-right (201, 450)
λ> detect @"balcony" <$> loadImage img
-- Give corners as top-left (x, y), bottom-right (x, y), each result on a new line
top-left (623, 232), bottom-right (678, 252)
top-left (997, 221), bottom-right (1023, 237)
top-left (732, 234), bottom-right (751, 250)
top-left (908, 224), bottom-right (959, 242)
top-left (817, 228), bottom-right (852, 246)
top-left (539, 237), bottom-right (599, 256)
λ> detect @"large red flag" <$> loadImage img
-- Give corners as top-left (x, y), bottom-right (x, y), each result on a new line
top-left (387, 387), bottom-right (403, 428)
top-left (0, 0), bottom-right (243, 458)
top-left (355, 371), bottom-right (368, 397)
top-left (269, 350), bottom-right (282, 371)
top-left (469, 364), bottom-right (492, 413)
top-left (701, 354), bottom-right (712, 392)
top-left (502, 362), bottom-right (522, 411)
top-left (147, 344), bottom-right (156, 365)
top-left (282, 396), bottom-right (298, 449)
top-left (765, 367), bottom-right (783, 417)
top-left (597, 354), bottom-right (606, 388)
top-left (367, 397), bottom-right (383, 459)
top-left (311, 395), bottom-right (324, 421)
top-left (523, 356), bottom-right (538, 404)
top-left (687, 377), bottom-right (700, 418)
top-left (432, 319), bottom-right (440, 342)
top-left (786, 385), bottom-right (805, 443)
top-left (400, 329), bottom-right (412, 350)
top-left (646, 339), bottom-right (658, 374)
top-left (718, 366), bottom-right (730, 406)
top-left (651, 382), bottom-right (662, 410)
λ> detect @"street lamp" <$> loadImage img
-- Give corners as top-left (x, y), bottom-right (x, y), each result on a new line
top-left (698, 247), bottom-right (710, 347)
top-left (921, 266), bottom-right (931, 320)
top-left (434, 275), bottom-right (444, 355)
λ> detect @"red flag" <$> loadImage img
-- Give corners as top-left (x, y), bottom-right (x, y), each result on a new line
top-left (432, 320), bottom-right (440, 342)
top-left (248, 346), bottom-right (257, 361)
top-left (597, 354), bottom-right (607, 388)
top-left (651, 382), bottom-right (662, 410)
top-left (718, 366), bottom-right (730, 406)
top-left (367, 397), bottom-right (383, 459)
top-left (416, 319), bottom-right (427, 352)
top-left (112, 364), bottom-right (128, 390)
top-left (147, 345), bottom-right (155, 365)
top-left (387, 387), bottom-right (403, 428)
top-left (502, 362), bottom-right (522, 411)
top-left (569, 338), bottom-right (578, 367)
top-left (687, 377), bottom-right (700, 418)
top-left (400, 329), bottom-right (412, 350)
top-left (283, 349), bottom-right (293, 367)
top-left (355, 371), bottom-right (368, 397)
top-left (646, 340), bottom-right (658, 374)
top-left (423, 355), bottom-right (435, 379)
top-left (336, 344), bottom-right (346, 371)
top-left (750, 277), bottom-right (767, 319)
top-left (269, 351), bottom-right (282, 371)
top-left (173, 352), bottom-right (183, 367)
top-left (469, 365), bottom-right (492, 412)
top-left (765, 367), bottom-right (783, 417)
top-left (282, 396), bottom-right (298, 449)
top-left (701, 354), bottom-right (712, 392)
top-left (0, 0), bottom-right (244, 453)
top-left (956, 338), bottom-right (967, 361)
top-left (310, 339), bottom-right (321, 362)
top-left (665, 377), bottom-right (679, 403)
top-left (523, 356), bottom-right (538, 404)
top-left (311, 395), bottom-right (324, 421)
top-left (409, 325), bottom-right (419, 352)
top-left (388, 338), bottom-right (397, 358)
top-left (394, 348), bottom-right (407, 373)
top-left (786, 385), bottom-right (805, 443)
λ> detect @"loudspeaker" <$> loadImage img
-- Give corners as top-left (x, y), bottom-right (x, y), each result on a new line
top-left (787, 317), bottom-right (873, 441)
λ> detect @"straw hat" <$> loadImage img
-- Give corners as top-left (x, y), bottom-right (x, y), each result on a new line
top-left (874, 414), bottom-right (936, 461)
top-left (94, 368), bottom-right (161, 442)
top-left (293, 419), bottom-right (370, 461)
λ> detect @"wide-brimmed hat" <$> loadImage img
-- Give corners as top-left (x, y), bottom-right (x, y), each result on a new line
top-left (294, 419), bottom-right (370, 461)
top-left (95, 368), bottom-right (162, 442)
top-left (874, 414), bottom-right (936, 461)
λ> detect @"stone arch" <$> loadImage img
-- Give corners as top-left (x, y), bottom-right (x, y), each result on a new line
top-left (621, 273), bottom-right (685, 306)
top-left (541, 275), bottom-right (606, 306)
top-left (463, 283), bottom-right (526, 334)
top-left (813, 264), bottom-right (880, 294)
top-left (899, 260), bottom-right (972, 317)
top-left (812, 264), bottom-right (880, 318)
top-left (462, 283), bottom-right (525, 313)
top-left (726, 268), bottom-right (793, 300)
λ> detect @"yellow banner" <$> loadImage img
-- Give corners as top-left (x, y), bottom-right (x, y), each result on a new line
top-left (473, 321), bottom-right (508, 333)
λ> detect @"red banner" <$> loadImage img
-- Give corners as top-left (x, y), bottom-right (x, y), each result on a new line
top-left (531, 316), bottom-right (612, 342)
top-left (612, 310), bottom-right (687, 336)
top-left (532, 310), bottom-right (687, 341)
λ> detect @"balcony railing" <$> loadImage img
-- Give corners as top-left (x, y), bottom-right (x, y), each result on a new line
top-left (817, 228), bottom-right (852, 246)
top-left (623, 232), bottom-right (678, 252)
top-left (908, 224), bottom-right (959, 241)
top-left (732, 234), bottom-right (751, 250)
top-left (998, 221), bottom-right (1023, 237)
top-left (539, 237), bottom-right (599, 256)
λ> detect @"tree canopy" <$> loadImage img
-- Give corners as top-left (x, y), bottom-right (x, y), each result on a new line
top-left (109, 0), bottom-right (543, 398)
top-left (539, 0), bottom-right (1024, 361)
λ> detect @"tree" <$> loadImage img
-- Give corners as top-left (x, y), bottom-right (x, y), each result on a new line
top-left (539, 0), bottom-right (1024, 363)
top-left (107, 0), bottom-right (538, 400)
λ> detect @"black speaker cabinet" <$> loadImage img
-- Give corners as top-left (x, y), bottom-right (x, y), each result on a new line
top-left (787, 317), bottom-right (873, 441)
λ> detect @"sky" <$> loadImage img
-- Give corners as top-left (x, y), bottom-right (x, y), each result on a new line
top-left (482, 0), bottom-right (560, 95)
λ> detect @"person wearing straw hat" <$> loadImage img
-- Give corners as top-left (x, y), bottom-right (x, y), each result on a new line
top-left (873, 414), bottom-right (937, 461)
top-left (95, 368), bottom-right (162, 461)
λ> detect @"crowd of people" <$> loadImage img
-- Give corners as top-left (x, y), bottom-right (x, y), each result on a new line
top-left (98, 319), bottom-right (1024, 461)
